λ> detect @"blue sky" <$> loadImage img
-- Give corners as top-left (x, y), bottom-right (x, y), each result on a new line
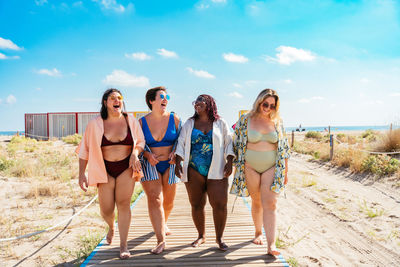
top-left (1, 0), bottom-right (400, 131)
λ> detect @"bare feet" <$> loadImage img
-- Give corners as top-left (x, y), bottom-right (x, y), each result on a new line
top-left (151, 241), bottom-right (166, 254)
top-left (191, 236), bottom-right (206, 247)
top-left (267, 249), bottom-right (281, 257)
top-left (217, 239), bottom-right (228, 252)
top-left (106, 228), bottom-right (114, 245)
top-left (119, 247), bottom-right (130, 259)
top-left (165, 225), bottom-right (171, 236)
top-left (252, 233), bottom-right (264, 245)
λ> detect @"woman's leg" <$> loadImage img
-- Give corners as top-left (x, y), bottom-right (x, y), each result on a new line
top-left (97, 176), bottom-right (116, 245)
top-left (260, 167), bottom-right (279, 255)
top-left (115, 168), bottom-right (135, 259)
top-left (207, 178), bottom-right (228, 251)
top-left (141, 175), bottom-right (166, 254)
top-left (244, 163), bottom-right (264, 245)
top-left (161, 167), bottom-right (176, 235)
top-left (185, 167), bottom-right (207, 247)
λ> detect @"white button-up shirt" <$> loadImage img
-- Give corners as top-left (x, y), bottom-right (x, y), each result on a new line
top-left (175, 118), bottom-right (235, 182)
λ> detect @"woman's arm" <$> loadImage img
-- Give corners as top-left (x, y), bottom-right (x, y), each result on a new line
top-left (79, 158), bottom-right (88, 192)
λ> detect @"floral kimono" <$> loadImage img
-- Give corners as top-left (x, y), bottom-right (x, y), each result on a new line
top-left (230, 114), bottom-right (291, 197)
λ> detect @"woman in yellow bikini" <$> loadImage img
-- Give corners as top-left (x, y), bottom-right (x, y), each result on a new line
top-left (230, 88), bottom-right (290, 257)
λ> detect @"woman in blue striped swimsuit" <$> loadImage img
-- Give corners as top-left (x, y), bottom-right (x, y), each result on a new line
top-left (139, 86), bottom-right (181, 254)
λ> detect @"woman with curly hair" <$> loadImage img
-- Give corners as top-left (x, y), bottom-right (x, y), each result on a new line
top-left (175, 94), bottom-right (234, 251)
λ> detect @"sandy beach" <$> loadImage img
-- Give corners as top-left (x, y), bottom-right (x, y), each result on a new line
top-left (0, 135), bottom-right (399, 266)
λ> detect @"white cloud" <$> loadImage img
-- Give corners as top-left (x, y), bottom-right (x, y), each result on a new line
top-left (0, 53), bottom-right (20, 60)
top-left (0, 37), bottom-right (22, 50)
top-left (298, 96), bottom-right (324, 103)
top-left (94, 0), bottom-right (133, 13)
top-left (266, 46), bottom-right (316, 65)
top-left (233, 83), bottom-right (242, 88)
top-left (196, 3), bottom-right (210, 9)
top-left (125, 52), bottom-right (152, 61)
top-left (157, 48), bottom-right (178, 58)
top-left (390, 92), bottom-right (400, 97)
top-left (187, 67), bottom-right (215, 79)
top-left (229, 92), bottom-right (243, 98)
top-left (36, 68), bottom-right (62, 77)
top-left (298, 98), bottom-right (311, 103)
top-left (284, 79), bottom-right (292, 84)
top-left (212, 0), bottom-right (226, 3)
top-left (360, 78), bottom-right (370, 83)
top-left (223, 53), bottom-right (248, 63)
top-left (103, 70), bottom-right (150, 87)
top-left (73, 1), bottom-right (83, 7)
top-left (0, 99), bottom-right (2, 104)
top-left (36, 87), bottom-right (42, 91)
top-left (6, 95), bottom-right (16, 105)
top-left (245, 80), bottom-right (258, 85)
top-left (35, 0), bottom-right (48, 6)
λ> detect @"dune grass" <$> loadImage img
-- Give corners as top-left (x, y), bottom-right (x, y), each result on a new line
top-left (62, 134), bottom-right (82, 145)
top-left (293, 130), bottom-right (400, 178)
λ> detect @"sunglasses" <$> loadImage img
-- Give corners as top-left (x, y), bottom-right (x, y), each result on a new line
top-left (160, 94), bottom-right (170, 101)
top-left (109, 95), bottom-right (123, 101)
top-left (192, 99), bottom-right (206, 106)
top-left (262, 102), bottom-right (276, 110)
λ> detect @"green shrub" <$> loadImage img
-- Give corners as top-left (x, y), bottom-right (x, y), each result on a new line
top-left (62, 134), bottom-right (82, 145)
top-left (0, 156), bottom-right (13, 171)
top-left (336, 133), bottom-right (346, 142)
top-left (305, 131), bottom-right (322, 140)
top-left (361, 155), bottom-right (400, 176)
top-left (362, 129), bottom-right (375, 139)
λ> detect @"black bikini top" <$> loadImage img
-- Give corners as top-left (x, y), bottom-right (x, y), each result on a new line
top-left (101, 120), bottom-right (133, 147)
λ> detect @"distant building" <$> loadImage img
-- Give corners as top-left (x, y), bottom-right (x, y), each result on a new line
top-left (25, 111), bottom-right (148, 140)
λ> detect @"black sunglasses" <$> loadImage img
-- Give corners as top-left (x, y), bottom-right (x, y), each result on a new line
top-left (262, 102), bottom-right (276, 110)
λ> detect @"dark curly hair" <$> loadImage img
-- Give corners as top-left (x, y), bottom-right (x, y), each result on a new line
top-left (100, 88), bottom-right (127, 119)
top-left (191, 94), bottom-right (220, 122)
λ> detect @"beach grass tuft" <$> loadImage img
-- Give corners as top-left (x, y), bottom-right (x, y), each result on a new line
top-left (62, 134), bottom-right (82, 145)
top-left (287, 257), bottom-right (299, 267)
top-left (375, 129), bottom-right (400, 152)
top-left (361, 155), bottom-right (399, 177)
top-left (305, 131), bottom-right (322, 141)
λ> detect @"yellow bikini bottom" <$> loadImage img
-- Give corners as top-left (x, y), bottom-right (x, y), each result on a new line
top-left (245, 149), bottom-right (277, 173)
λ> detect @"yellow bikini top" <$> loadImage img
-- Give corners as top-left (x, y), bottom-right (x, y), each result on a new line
top-left (247, 120), bottom-right (278, 144)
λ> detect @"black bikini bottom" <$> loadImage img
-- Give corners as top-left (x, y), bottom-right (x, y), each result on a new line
top-left (104, 155), bottom-right (131, 178)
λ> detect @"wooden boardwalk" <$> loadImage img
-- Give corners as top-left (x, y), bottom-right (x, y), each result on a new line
top-left (82, 183), bottom-right (288, 266)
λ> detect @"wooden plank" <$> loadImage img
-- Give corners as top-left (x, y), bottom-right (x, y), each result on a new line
top-left (85, 183), bottom-right (287, 266)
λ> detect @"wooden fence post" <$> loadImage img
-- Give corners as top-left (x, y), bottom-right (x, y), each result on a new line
top-left (390, 123), bottom-right (393, 133)
top-left (328, 126), bottom-right (331, 136)
top-left (330, 134), bottom-right (334, 161)
top-left (291, 130), bottom-right (294, 148)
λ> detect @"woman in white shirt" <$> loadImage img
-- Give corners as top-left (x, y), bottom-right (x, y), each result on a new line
top-left (175, 94), bottom-right (234, 251)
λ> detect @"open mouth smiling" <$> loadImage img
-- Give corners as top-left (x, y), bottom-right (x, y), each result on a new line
top-left (113, 104), bottom-right (120, 108)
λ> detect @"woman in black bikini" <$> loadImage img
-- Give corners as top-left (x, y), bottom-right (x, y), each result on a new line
top-left (78, 89), bottom-right (145, 259)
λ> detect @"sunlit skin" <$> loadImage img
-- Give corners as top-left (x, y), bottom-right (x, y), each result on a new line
top-left (139, 90), bottom-right (180, 254)
top-left (244, 95), bottom-right (288, 256)
top-left (175, 96), bottom-right (233, 251)
top-left (79, 91), bottom-right (142, 259)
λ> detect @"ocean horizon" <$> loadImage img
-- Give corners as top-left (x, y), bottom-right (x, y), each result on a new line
top-left (285, 125), bottom-right (394, 132)
top-left (0, 125), bottom-right (397, 136)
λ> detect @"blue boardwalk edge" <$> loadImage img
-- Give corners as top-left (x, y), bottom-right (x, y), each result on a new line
top-left (80, 191), bottom-right (145, 267)
top-left (241, 196), bottom-right (290, 267)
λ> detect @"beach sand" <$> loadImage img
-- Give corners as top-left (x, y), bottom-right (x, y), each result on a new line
top-left (0, 138), bottom-right (399, 266)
